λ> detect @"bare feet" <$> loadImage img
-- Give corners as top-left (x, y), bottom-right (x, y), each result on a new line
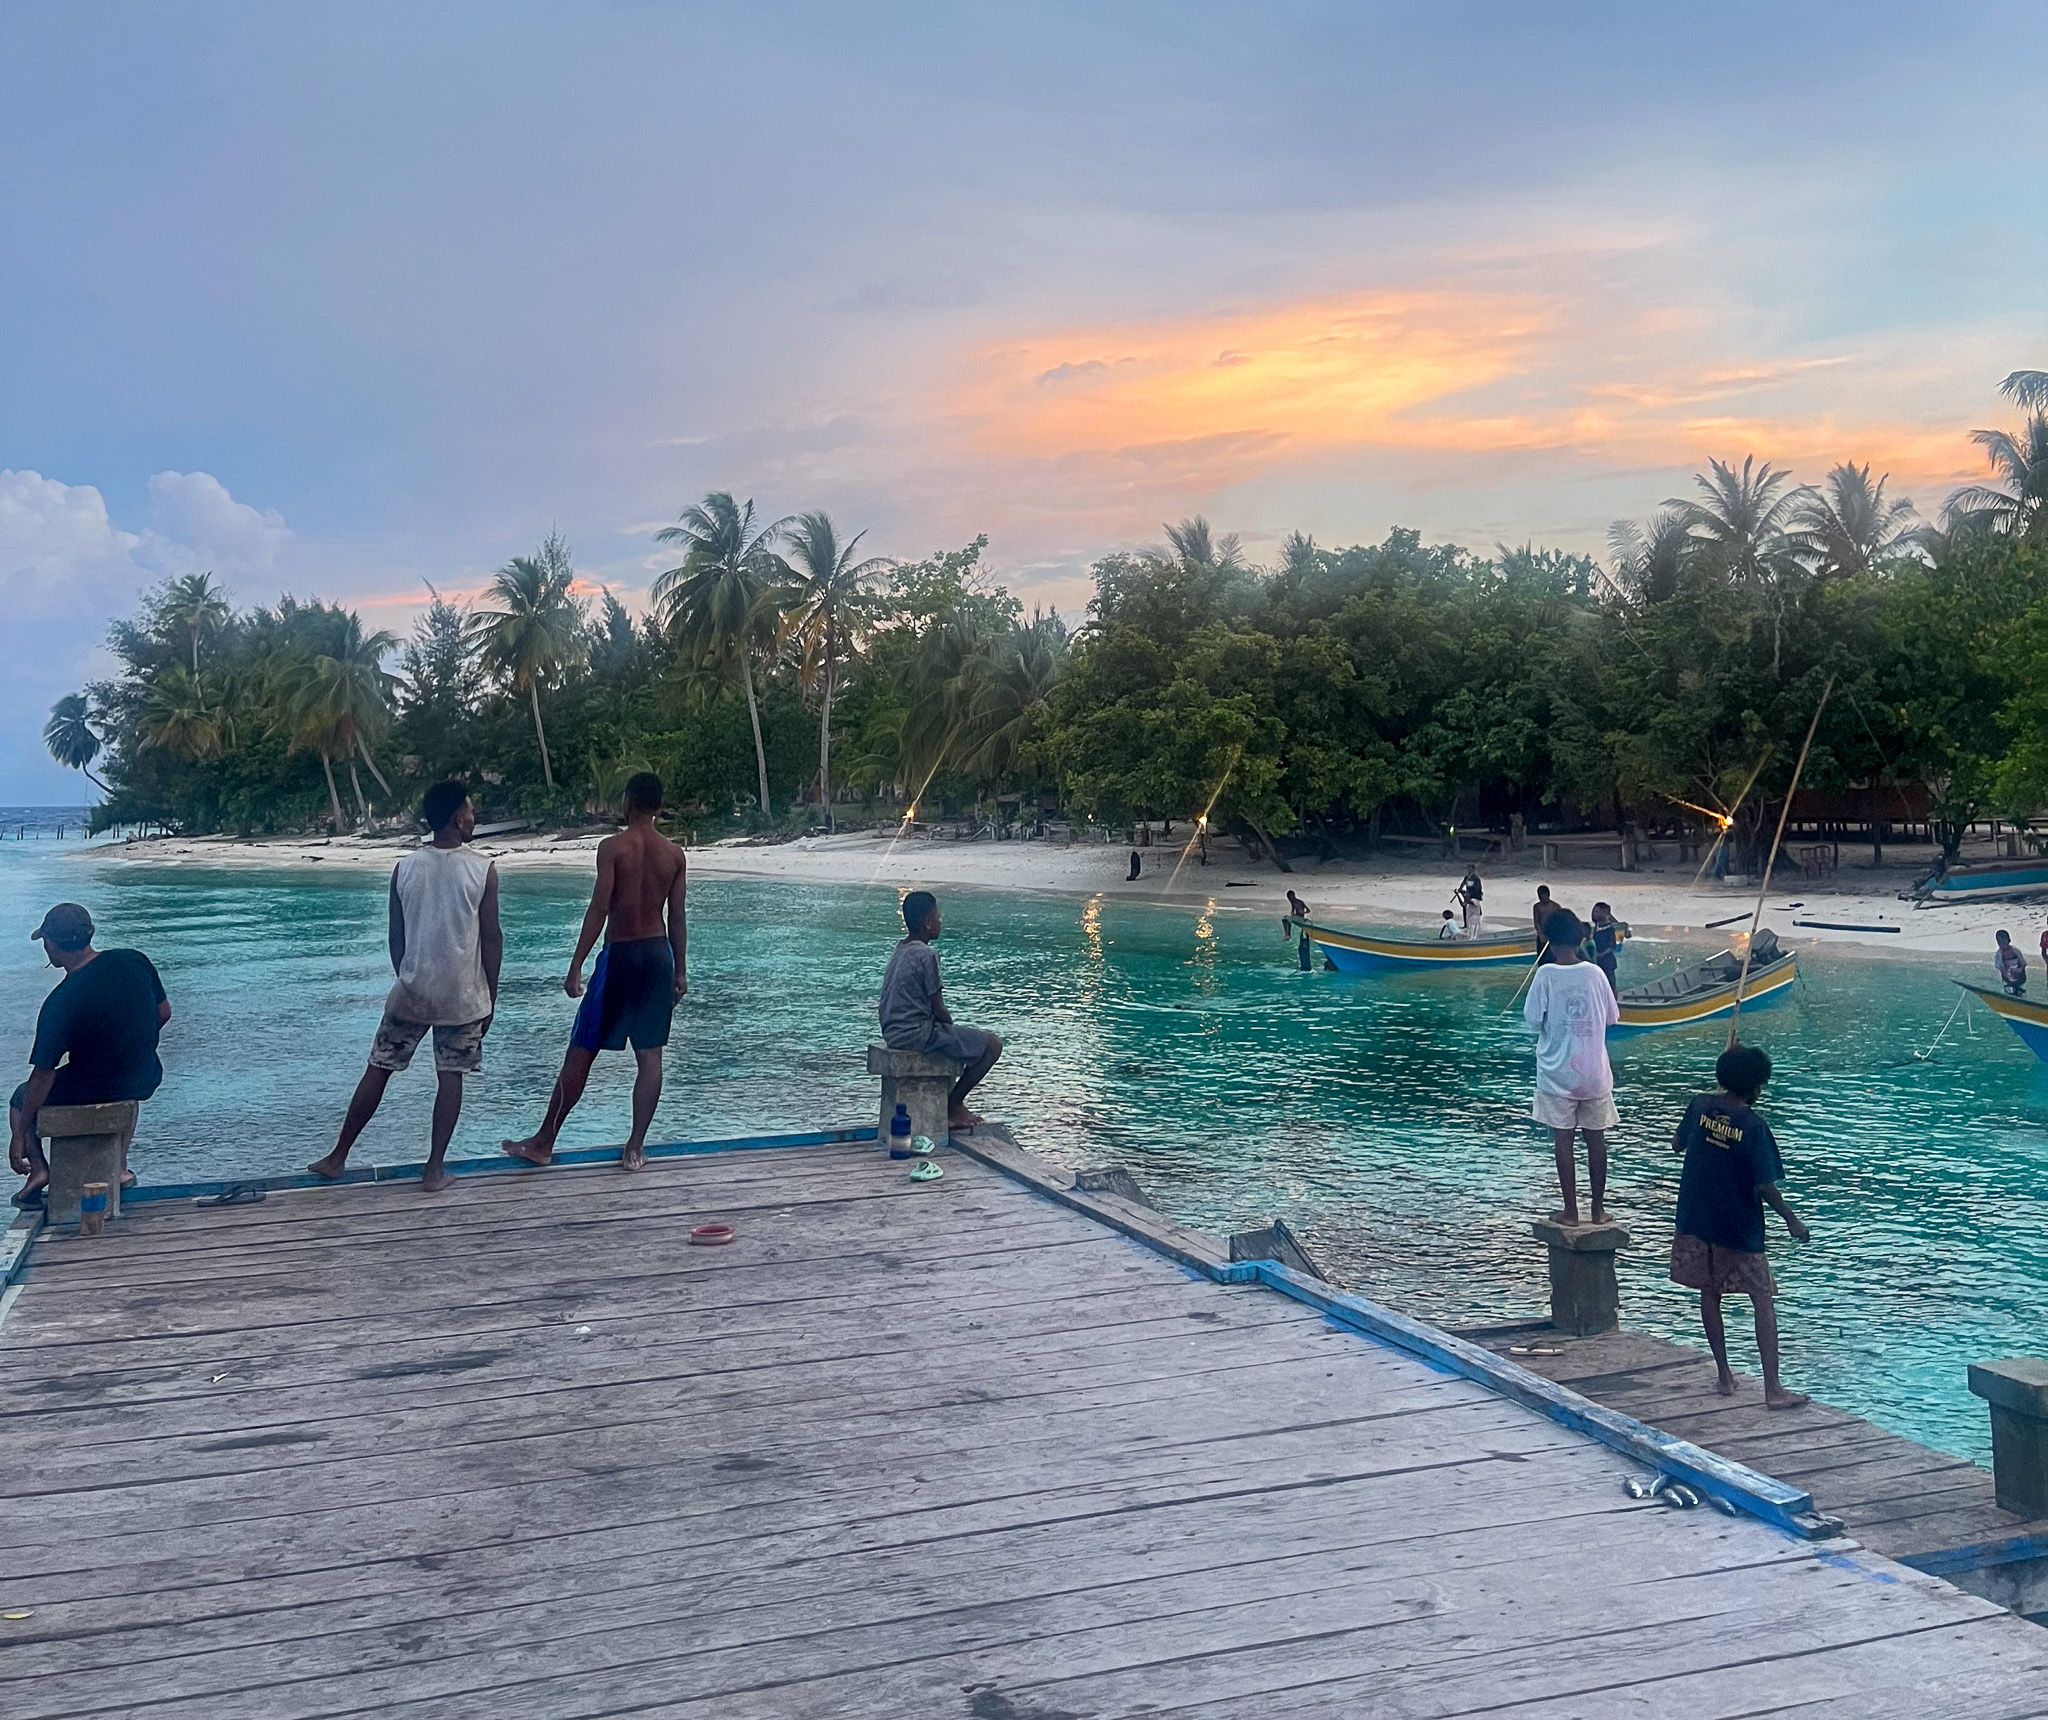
top-left (1590, 1206), bottom-right (1612, 1225)
top-left (307, 1152), bottom-right (348, 1181)
top-left (1548, 1208), bottom-right (1582, 1226)
top-left (502, 1138), bottom-right (553, 1168)
top-left (1715, 1372), bottom-right (1738, 1397)
top-left (948, 1109), bottom-right (984, 1130)
top-left (1765, 1387), bottom-right (1811, 1411)
top-left (621, 1144), bottom-right (646, 1172)
top-left (419, 1166), bottom-right (452, 1194)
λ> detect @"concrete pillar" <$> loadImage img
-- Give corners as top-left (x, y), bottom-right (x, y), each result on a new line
top-left (866, 1045), bottom-right (963, 1149)
top-left (37, 1101), bottom-right (138, 1227)
top-left (1530, 1219), bottom-right (1631, 1337)
top-left (1968, 1358), bottom-right (2048, 1518)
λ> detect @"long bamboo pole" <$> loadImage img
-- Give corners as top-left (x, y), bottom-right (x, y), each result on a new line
top-left (1726, 677), bottom-right (1834, 1048)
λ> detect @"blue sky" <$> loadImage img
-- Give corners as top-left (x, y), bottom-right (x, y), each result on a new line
top-left (3, 1), bottom-right (2044, 800)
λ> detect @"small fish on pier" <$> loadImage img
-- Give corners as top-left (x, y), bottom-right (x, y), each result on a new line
top-left (1661, 1484), bottom-right (1702, 1510)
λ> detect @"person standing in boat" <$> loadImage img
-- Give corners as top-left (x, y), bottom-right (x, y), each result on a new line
top-left (1669, 1044), bottom-right (1811, 1411)
top-left (1523, 912), bottom-right (1620, 1226)
top-left (1589, 902), bottom-right (1629, 993)
top-left (1996, 929), bottom-right (2027, 995)
top-left (1531, 885), bottom-right (1574, 965)
top-left (1457, 867), bottom-right (1485, 935)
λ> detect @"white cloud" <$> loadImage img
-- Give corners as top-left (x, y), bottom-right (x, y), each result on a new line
top-left (0, 469), bottom-right (292, 801)
top-left (143, 470), bottom-right (292, 577)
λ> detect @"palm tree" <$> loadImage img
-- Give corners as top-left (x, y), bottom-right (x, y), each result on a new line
top-left (2000, 370), bottom-right (2048, 413)
top-left (1668, 456), bottom-right (1810, 670)
top-left (140, 669), bottom-right (224, 761)
top-left (473, 532), bottom-right (586, 789)
top-left (1792, 463), bottom-right (1921, 579)
top-left (272, 614), bottom-right (395, 831)
top-left (1945, 404), bottom-right (2048, 543)
top-left (158, 573), bottom-right (231, 705)
top-left (1606, 509), bottom-right (1692, 606)
top-left (781, 511), bottom-right (891, 830)
top-left (44, 694), bottom-right (109, 792)
top-left (965, 613), bottom-right (1069, 781)
top-left (1163, 516), bottom-right (1246, 570)
top-left (653, 494), bottom-right (792, 817)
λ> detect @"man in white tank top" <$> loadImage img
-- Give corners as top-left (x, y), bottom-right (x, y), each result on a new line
top-left (309, 782), bottom-right (503, 1192)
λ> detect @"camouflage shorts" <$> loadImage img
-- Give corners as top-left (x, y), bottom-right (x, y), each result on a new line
top-left (369, 1011), bottom-right (485, 1074)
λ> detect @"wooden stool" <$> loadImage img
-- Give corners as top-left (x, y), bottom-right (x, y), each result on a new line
top-left (866, 1045), bottom-right (962, 1149)
top-left (37, 1101), bottom-right (138, 1227)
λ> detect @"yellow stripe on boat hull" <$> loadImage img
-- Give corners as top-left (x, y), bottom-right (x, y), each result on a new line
top-left (1293, 918), bottom-right (1539, 972)
top-left (1613, 957), bottom-right (1797, 1031)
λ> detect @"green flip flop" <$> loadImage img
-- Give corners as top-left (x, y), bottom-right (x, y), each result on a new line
top-left (908, 1160), bottom-right (943, 1182)
top-left (910, 1136), bottom-right (938, 1156)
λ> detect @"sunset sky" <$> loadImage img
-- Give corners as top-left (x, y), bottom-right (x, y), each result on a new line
top-left (3, 1), bottom-right (2044, 798)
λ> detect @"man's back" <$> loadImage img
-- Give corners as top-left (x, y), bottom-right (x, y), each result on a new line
top-left (34, 949), bottom-right (168, 1103)
top-left (601, 823), bottom-right (686, 941)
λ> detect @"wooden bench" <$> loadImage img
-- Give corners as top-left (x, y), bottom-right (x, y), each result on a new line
top-left (866, 1045), bottom-right (963, 1149)
top-left (36, 1100), bottom-right (138, 1226)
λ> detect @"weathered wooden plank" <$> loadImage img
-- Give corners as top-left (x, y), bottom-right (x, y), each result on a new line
top-left (6, 1139), bottom-right (2041, 1720)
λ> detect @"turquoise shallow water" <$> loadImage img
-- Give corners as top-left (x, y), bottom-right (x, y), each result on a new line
top-left (3, 838), bottom-right (2043, 1466)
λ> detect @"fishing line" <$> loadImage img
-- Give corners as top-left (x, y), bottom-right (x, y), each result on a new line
top-left (1910, 989), bottom-right (1970, 1063)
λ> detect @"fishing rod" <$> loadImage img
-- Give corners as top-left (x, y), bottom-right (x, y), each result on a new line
top-left (1727, 677), bottom-right (1833, 1049)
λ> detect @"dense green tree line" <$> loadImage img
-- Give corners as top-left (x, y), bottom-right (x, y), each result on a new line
top-left (50, 375), bottom-right (2048, 856)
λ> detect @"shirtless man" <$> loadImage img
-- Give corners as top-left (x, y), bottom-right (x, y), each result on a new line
top-left (504, 772), bottom-right (686, 1172)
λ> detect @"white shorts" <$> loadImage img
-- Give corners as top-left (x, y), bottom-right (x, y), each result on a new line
top-left (1532, 1091), bottom-right (1619, 1132)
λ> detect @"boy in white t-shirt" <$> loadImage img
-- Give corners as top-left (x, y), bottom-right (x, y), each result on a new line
top-left (1523, 910), bottom-right (1621, 1224)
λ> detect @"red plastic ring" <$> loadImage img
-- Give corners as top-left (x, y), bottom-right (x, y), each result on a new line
top-left (689, 1223), bottom-right (736, 1246)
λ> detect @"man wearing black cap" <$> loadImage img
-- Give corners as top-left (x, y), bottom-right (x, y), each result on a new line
top-left (9, 904), bottom-right (171, 1209)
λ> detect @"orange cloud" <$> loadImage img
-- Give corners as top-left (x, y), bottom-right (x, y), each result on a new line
top-left (944, 287), bottom-right (1986, 523)
top-left (962, 291), bottom-right (1550, 471)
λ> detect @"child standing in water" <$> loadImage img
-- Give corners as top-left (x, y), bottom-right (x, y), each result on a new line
top-left (1670, 1045), bottom-right (1811, 1409)
top-left (1523, 912), bottom-right (1619, 1224)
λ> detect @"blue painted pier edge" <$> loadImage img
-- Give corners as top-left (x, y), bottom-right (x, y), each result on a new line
top-left (8, 1119), bottom-right (1834, 1543)
top-left (943, 1131), bottom-right (1840, 1542)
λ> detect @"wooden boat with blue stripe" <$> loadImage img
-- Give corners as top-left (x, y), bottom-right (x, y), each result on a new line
top-left (1954, 981), bottom-right (2048, 1061)
top-left (1906, 856), bottom-right (2048, 905)
top-left (1289, 916), bottom-right (1538, 973)
top-left (1612, 932), bottom-right (1797, 1033)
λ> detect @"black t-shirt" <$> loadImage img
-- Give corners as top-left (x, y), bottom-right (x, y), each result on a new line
top-left (1673, 1093), bottom-right (1785, 1254)
top-left (29, 949), bottom-right (168, 1105)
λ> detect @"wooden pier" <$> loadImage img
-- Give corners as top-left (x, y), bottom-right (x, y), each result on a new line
top-left (1468, 1323), bottom-right (2048, 1625)
top-left (3, 1134), bottom-right (2047, 1718)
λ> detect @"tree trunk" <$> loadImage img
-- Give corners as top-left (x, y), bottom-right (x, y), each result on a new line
top-left (1245, 815), bottom-right (1295, 873)
top-left (818, 620), bottom-right (835, 833)
top-left (356, 733), bottom-right (393, 796)
top-left (741, 652), bottom-right (771, 818)
top-left (347, 755), bottom-right (369, 820)
top-left (191, 634), bottom-right (205, 710)
top-left (528, 681), bottom-right (554, 790)
top-left (320, 751), bottom-right (346, 831)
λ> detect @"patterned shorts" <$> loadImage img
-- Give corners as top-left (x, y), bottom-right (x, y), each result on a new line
top-left (370, 1011), bottom-right (486, 1074)
top-left (1670, 1232), bottom-right (1776, 1298)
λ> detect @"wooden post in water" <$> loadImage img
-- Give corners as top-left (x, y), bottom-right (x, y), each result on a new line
top-left (1530, 1218), bottom-right (1631, 1335)
top-left (1968, 1359), bottom-right (2048, 1518)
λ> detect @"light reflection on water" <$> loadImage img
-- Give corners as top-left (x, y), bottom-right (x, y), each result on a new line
top-left (2, 843), bottom-right (2041, 1465)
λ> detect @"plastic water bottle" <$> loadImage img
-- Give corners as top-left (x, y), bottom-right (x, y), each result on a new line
top-left (889, 1103), bottom-right (913, 1158)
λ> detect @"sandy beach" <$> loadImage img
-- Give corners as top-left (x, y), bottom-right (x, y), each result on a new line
top-left (70, 825), bottom-right (2048, 961)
